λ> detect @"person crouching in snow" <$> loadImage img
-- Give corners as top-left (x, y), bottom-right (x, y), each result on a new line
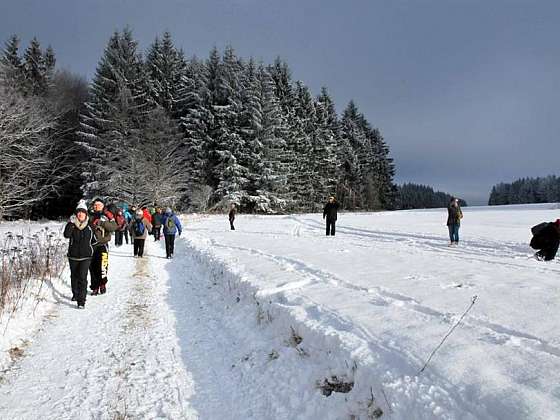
top-left (530, 219), bottom-right (560, 261)
top-left (162, 207), bottom-right (182, 259)
top-left (63, 200), bottom-right (94, 309)
top-left (129, 209), bottom-right (152, 258)
top-left (323, 196), bottom-right (339, 236)
top-left (446, 197), bottom-right (463, 246)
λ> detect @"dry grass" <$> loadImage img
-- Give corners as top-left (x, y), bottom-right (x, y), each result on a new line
top-left (0, 227), bottom-right (66, 325)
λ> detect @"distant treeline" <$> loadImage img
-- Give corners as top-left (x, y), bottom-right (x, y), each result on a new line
top-left (488, 175), bottom-right (560, 205)
top-left (395, 183), bottom-right (467, 210)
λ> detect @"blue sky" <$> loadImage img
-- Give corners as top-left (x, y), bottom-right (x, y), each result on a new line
top-left (2, 0), bottom-right (558, 204)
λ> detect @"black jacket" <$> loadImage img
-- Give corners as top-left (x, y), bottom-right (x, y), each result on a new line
top-left (64, 222), bottom-right (94, 260)
top-left (323, 202), bottom-right (340, 221)
top-left (530, 222), bottom-right (560, 250)
top-left (229, 208), bottom-right (236, 221)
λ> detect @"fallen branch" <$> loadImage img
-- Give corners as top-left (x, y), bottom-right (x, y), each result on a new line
top-left (418, 295), bottom-right (478, 375)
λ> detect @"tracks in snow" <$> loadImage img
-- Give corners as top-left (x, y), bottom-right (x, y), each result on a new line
top-left (207, 235), bottom-right (560, 363)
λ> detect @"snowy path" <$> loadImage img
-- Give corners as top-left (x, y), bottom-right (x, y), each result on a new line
top-left (0, 240), bottom-right (199, 419)
top-left (0, 234), bottom-right (314, 419)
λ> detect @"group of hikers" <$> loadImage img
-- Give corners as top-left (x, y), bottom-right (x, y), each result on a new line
top-left (63, 199), bottom-right (182, 309)
top-left (63, 195), bottom-right (559, 309)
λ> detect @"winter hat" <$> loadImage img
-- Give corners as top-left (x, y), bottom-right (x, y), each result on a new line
top-left (75, 200), bottom-right (88, 214)
top-left (165, 207), bottom-right (172, 214)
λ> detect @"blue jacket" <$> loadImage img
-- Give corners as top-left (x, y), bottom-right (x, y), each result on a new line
top-left (162, 213), bottom-right (182, 235)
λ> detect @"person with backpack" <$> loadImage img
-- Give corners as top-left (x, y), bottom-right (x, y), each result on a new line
top-left (323, 196), bottom-right (340, 236)
top-left (89, 199), bottom-right (118, 295)
top-left (228, 203), bottom-right (236, 230)
top-left (63, 200), bottom-right (94, 309)
top-left (446, 197), bottom-right (463, 246)
top-left (114, 208), bottom-right (127, 247)
top-left (123, 206), bottom-right (132, 245)
top-left (530, 219), bottom-right (560, 261)
top-left (162, 207), bottom-right (182, 259)
top-left (129, 209), bottom-right (153, 258)
top-left (152, 207), bottom-right (163, 241)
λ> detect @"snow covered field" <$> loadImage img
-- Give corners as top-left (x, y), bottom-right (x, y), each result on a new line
top-left (0, 204), bottom-right (559, 419)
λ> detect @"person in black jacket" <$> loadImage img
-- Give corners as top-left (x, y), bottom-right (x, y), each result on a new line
top-left (228, 203), bottom-right (236, 230)
top-left (89, 199), bottom-right (118, 295)
top-left (63, 200), bottom-right (94, 309)
top-left (530, 219), bottom-right (560, 261)
top-left (323, 196), bottom-right (340, 236)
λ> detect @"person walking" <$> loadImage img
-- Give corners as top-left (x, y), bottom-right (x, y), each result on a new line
top-left (129, 209), bottom-right (153, 258)
top-left (162, 207), bottom-right (182, 259)
top-left (228, 203), bottom-right (236, 230)
top-left (447, 197), bottom-right (463, 246)
top-left (63, 200), bottom-right (94, 309)
top-left (123, 206), bottom-right (132, 245)
top-left (323, 196), bottom-right (340, 236)
top-left (89, 199), bottom-right (117, 295)
top-left (530, 219), bottom-right (560, 261)
top-left (152, 207), bottom-right (163, 241)
top-left (114, 208), bottom-right (127, 247)
top-left (142, 206), bottom-right (153, 225)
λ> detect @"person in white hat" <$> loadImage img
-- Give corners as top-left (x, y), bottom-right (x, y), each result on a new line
top-left (63, 200), bottom-right (94, 309)
top-left (129, 209), bottom-right (152, 257)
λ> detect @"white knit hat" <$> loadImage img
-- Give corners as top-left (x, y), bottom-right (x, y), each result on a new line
top-left (76, 200), bottom-right (88, 213)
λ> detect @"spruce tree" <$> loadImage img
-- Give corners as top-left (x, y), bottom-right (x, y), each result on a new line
top-left (0, 35), bottom-right (24, 89)
top-left (78, 28), bottom-right (149, 200)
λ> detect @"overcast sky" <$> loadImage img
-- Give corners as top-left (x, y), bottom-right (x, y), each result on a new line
top-left (1, 0), bottom-right (558, 205)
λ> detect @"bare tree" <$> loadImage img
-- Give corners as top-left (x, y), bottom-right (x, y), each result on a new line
top-left (0, 78), bottom-right (57, 219)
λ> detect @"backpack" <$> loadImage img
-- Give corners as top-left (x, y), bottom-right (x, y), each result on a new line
top-left (166, 216), bottom-right (176, 230)
top-left (531, 222), bottom-right (549, 236)
top-left (134, 220), bottom-right (145, 236)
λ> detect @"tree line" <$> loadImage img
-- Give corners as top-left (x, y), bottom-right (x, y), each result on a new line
top-left (488, 175), bottom-right (560, 205)
top-left (1, 28), bottom-right (464, 219)
top-left (395, 183), bottom-right (467, 209)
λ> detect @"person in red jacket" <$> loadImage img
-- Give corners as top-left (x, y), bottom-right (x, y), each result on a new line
top-left (142, 206), bottom-right (153, 224)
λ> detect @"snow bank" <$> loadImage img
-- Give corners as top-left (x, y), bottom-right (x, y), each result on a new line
top-left (180, 235), bottom-right (482, 419)
top-left (180, 205), bottom-right (560, 419)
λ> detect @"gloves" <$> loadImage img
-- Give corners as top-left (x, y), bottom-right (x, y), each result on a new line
top-left (178, 231), bottom-right (182, 236)
top-left (69, 215), bottom-right (77, 224)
